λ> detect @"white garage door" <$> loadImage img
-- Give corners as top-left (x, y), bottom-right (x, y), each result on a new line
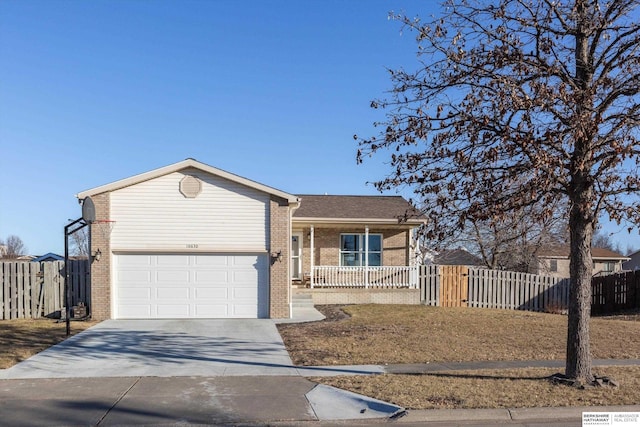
top-left (114, 254), bottom-right (269, 319)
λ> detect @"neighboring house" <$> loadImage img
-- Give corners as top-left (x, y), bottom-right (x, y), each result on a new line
top-left (623, 249), bottom-right (640, 271)
top-left (32, 253), bottom-right (64, 262)
top-left (431, 248), bottom-right (484, 267)
top-left (532, 246), bottom-right (630, 278)
top-left (0, 245), bottom-right (6, 257)
top-left (76, 159), bottom-right (423, 321)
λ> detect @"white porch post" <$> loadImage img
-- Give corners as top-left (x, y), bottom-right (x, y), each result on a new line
top-left (310, 225), bottom-right (315, 289)
top-left (364, 226), bottom-right (369, 289)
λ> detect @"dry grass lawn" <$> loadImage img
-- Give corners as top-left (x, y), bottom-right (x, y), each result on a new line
top-left (278, 305), bottom-right (640, 409)
top-left (315, 366), bottom-right (640, 410)
top-left (277, 305), bottom-right (640, 366)
top-left (0, 318), bottom-right (98, 369)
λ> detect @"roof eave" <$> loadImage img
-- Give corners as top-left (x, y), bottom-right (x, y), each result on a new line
top-left (76, 158), bottom-right (298, 203)
top-left (292, 217), bottom-right (425, 226)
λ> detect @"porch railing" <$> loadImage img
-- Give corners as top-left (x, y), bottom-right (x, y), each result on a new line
top-left (310, 266), bottom-right (419, 289)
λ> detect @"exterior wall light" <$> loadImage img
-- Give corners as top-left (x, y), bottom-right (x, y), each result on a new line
top-left (271, 250), bottom-right (283, 262)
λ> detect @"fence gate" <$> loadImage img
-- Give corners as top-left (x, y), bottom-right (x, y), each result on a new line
top-left (439, 265), bottom-right (469, 307)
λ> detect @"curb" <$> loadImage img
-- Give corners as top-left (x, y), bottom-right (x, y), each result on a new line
top-left (397, 405), bottom-right (640, 424)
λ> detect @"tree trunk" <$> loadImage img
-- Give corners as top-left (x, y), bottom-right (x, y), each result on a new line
top-left (565, 199), bottom-right (594, 383)
top-left (565, 0), bottom-right (595, 384)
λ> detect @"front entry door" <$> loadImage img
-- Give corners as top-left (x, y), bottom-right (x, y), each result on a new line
top-left (291, 233), bottom-right (302, 280)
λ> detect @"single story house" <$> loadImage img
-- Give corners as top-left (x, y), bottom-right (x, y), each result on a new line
top-left (623, 249), bottom-right (640, 271)
top-left (77, 159), bottom-right (424, 320)
top-left (532, 246), bottom-right (630, 278)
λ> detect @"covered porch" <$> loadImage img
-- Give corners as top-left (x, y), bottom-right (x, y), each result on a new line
top-left (294, 224), bottom-right (420, 289)
top-left (290, 194), bottom-right (425, 290)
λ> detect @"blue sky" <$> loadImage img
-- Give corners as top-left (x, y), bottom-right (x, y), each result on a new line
top-left (1, 0), bottom-right (638, 255)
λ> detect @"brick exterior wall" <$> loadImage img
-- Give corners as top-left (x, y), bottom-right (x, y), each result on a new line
top-left (297, 288), bottom-right (420, 305)
top-left (89, 192), bottom-right (111, 320)
top-left (296, 227), bottom-right (411, 272)
top-left (269, 197), bottom-right (291, 318)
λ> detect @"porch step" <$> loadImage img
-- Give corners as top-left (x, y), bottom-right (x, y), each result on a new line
top-left (292, 291), bottom-right (314, 308)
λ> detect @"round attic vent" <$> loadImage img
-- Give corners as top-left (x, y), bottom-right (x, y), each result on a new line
top-left (179, 175), bottom-right (202, 198)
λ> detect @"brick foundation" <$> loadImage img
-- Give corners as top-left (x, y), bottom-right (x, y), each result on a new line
top-left (298, 288), bottom-right (420, 305)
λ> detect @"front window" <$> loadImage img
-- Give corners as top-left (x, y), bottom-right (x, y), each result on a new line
top-left (340, 234), bottom-right (382, 266)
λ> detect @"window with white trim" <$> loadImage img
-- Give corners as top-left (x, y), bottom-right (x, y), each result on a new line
top-left (340, 234), bottom-right (382, 266)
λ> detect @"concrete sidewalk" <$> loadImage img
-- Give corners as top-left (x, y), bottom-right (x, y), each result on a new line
top-left (2, 375), bottom-right (638, 426)
top-left (0, 376), bottom-right (404, 426)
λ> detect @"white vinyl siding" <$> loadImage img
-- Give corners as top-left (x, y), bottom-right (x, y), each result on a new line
top-left (110, 168), bottom-right (269, 251)
top-left (114, 253), bottom-right (269, 319)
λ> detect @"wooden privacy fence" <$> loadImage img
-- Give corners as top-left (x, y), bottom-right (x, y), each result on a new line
top-left (421, 266), bottom-right (640, 314)
top-left (592, 270), bottom-right (640, 315)
top-left (1, 260), bottom-right (90, 320)
top-left (420, 265), bottom-right (570, 312)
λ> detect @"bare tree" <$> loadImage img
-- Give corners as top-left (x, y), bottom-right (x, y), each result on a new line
top-left (1, 235), bottom-right (27, 258)
top-left (357, 0), bottom-right (640, 384)
top-left (591, 230), bottom-right (624, 253)
top-left (70, 227), bottom-right (90, 258)
top-left (416, 205), bottom-right (567, 271)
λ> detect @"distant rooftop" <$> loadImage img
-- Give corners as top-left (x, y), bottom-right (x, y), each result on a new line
top-left (537, 246), bottom-right (630, 260)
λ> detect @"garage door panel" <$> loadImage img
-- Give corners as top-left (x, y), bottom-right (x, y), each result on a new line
top-left (233, 287), bottom-right (258, 299)
top-left (118, 270), bottom-right (152, 283)
top-left (156, 255), bottom-right (190, 266)
top-left (157, 304), bottom-right (190, 317)
top-left (156, 270), bottom-right (190, 282)
top-left (118, 305), bottom-right (152, 318)
top-left (118, 255), bottom-right (153, 267)
top-left (156, 287), bottom-right (190, 300)
top-left (195, 271), bottom-right (228, 282)
top-left (233, 270), bottom-right (258, 283)
top-left (195, 287), bottom-right (227, 299)
top-left (115, 254), bottom-right (267, 319)
top-left (195, 256), bottom-right (229, 266)
top-left (232, 256), bottom-right (259, 267)
top-left (119, 288), bottom-right (152, 299)
top-left (195, 304), bottom-right (228, 317)
top-left (232, 304), bottom-right (258, 317)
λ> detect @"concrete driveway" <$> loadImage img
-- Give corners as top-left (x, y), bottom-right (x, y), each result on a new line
top-left (0, 319), bottom-right (299, 379)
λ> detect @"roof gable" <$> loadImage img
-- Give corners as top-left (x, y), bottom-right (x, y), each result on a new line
top-left (433, 248), bottom-right (484, 266)
top-left (292, 194), bottom-right (425, 225)
top-left (76, 158), bottom-right (299, 203)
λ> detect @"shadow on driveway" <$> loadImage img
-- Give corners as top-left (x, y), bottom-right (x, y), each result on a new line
top-left (0, 319), bottom-right (299, 378)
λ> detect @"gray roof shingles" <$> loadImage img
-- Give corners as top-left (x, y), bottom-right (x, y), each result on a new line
top-left (293, 195), bottom-right (424, 221)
